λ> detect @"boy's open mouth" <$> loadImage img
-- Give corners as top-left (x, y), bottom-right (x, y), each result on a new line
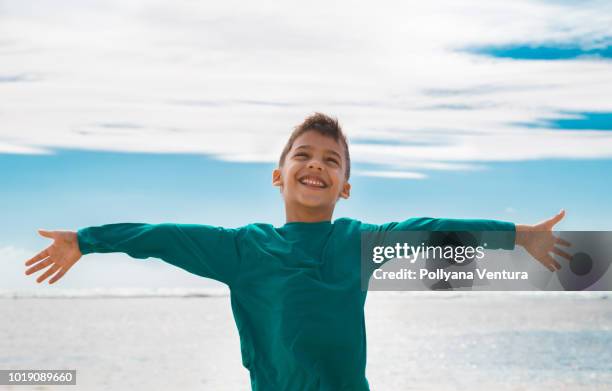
top-left (298, 175), bottom-right (328, 189)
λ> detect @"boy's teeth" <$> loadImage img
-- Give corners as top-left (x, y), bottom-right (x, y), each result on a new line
top-left (300, 177), bottom-right (324, 187)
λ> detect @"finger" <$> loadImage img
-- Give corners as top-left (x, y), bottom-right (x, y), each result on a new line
top-left (543, 254), bottom-right (561, 272)
top-left (25, 257), bottom-right (53, 275)
top-left (555, 236), bottom-right (571, 247)
top-left (25, 249), bottom-right (49, 266)
top-left (36, 263), bottom-right (61, 284)
top-left (551, 247), bottom-right (572, 262)
top-left (37, 229), bottom-right (56, 239)
top-left (544, 209), bottom-right (565, 228)
top-left (48, 265), bottom-right (71, 284)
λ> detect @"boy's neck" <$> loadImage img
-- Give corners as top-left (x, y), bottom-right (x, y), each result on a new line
top-left (285, 205), bottom-right (334, 223)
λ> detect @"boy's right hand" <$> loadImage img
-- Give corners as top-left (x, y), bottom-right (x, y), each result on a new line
top-left (24, 230), bottom-right (83, 284)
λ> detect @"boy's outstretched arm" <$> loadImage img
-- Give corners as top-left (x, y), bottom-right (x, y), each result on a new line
top-left (515, 210), bottom-right (572, 272)
top-left (373, 210), bottom-right (571, 272)
top-left (24, 223), bottom-right (241, 285)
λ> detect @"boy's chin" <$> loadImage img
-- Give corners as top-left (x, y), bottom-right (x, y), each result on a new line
top-left (295, 196), bottom-right (334, 209)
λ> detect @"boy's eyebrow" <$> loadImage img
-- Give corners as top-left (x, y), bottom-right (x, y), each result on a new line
top-left (294, 145), bottom-right (342, 160)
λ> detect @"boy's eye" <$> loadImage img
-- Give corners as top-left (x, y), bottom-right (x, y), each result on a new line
top-left (326, 158), bottom-right (339, 165)
top-left (294, 152), bottom-right (308, 158)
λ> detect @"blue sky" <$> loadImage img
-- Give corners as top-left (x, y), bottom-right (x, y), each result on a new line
top-left (517, 111), bottom-right (612, 130)
top-left (1, 0), bottom-right (611, 290)
top-left (469, 42), bottom-right (612, 60)
top-left (2, 150), bottom-right (611, 291)
top-left (2, 149), bottom-right (612, 242)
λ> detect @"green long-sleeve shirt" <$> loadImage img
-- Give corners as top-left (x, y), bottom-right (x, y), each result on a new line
top-left (77, 217), bottom-right (515, 390)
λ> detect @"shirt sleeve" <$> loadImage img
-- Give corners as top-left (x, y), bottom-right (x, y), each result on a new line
top-left (376, 217), bottom-right (516, 250)
top-left (77, 223), bottom-right (242, 286)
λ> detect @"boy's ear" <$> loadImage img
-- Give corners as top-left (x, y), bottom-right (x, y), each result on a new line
top-left (339, 181), bottom-right (351, 199)
top-left (272, 168), bottom-right (282, 188)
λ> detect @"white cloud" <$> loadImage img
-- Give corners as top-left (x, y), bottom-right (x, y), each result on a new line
top-left (0, 142), bottom-right (50, 154)
top-left (1, 0), bottom-right (612, 179)
top-left (354, 170), bottom-right (427, 179)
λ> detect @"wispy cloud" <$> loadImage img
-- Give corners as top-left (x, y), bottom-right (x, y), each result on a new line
top-left (0, 142), bottom-right (50, 154)
top-left (97, 122), bottom-right (145, 130)
top-left (1, 0), bottom-right (611, 179)
top-left (0, 73), bottom-right (40, 82)
top-left (354, 170), bottom-right (427, 180)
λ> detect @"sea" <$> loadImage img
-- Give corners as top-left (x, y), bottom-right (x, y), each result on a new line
top-left (1, 290), bottom-right (611, 390)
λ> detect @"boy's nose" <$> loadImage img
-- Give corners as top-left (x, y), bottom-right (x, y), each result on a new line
top-left (307, 160), bottom-right (323, 170)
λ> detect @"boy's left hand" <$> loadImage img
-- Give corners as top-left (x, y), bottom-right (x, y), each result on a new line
top-left (515, 210), bottom-right (572, 272)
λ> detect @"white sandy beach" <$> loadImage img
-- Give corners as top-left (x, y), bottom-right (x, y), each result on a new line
top-left (1, 292), bottom-right (611, 391)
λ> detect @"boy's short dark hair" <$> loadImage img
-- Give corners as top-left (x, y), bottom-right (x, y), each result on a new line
top-left (279, 112), bottom-right (351, 180)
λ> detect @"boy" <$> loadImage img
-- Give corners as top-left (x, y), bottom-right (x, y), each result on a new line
top-left (25, 113), bottom-right (571, 390)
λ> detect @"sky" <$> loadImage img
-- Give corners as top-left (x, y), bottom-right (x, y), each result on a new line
top-left (1, 0), bottom-right (611, 291)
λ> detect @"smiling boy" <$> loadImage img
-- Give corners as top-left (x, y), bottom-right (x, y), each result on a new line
top-left (25, 112), bottom-right (571, 390)
top-left (273, 115), bottom-right (351, 223)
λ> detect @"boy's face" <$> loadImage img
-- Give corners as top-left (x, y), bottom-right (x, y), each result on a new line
top-left (273, 131), bottom-right (351, 214)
